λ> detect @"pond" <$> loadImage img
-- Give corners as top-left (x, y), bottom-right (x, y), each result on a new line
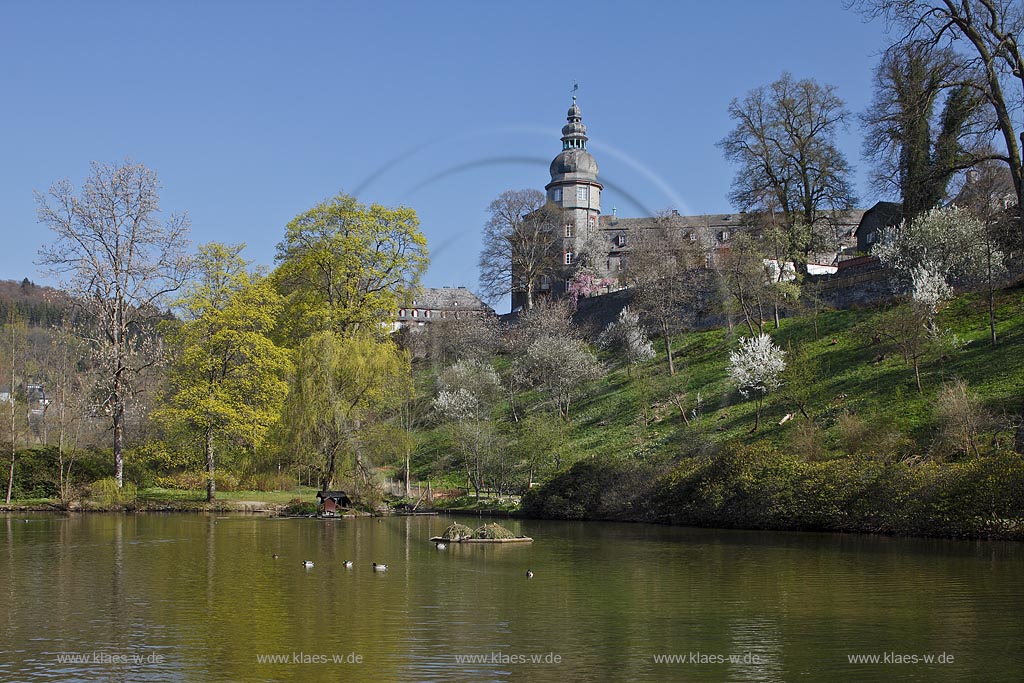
top-left (2, 513), bottom-right (1021, 682)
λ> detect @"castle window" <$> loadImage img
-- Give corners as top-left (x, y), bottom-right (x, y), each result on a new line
top-left (564, 251), bottom-right (574, 265)
top-left (866, 231), bottom-right (876, 244)
top-left (589, 215), bottom-right (597, 228)
top-left (399, 309), bottom-right (406, 317)
top-left (719, 231), bottom-right (730, 241)
top-left (615, 234), bottom-right (627, 247)
top-left (577, 186), bottom-right (589, 202)
top-left (412, 310), bottom-right (418, 318)
top-left (552, 188), bottom-right (562, 202)
top-left (540, 275), bottom-right (551, 291)
top-left (564, 223), bottom-right (574, 238)
top-left (564, 279), bottom-right (572, 292)
top-left (689, 232), bottom-right (697, 241)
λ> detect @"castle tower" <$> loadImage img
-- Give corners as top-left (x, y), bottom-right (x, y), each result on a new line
top-left (545, 95), bottom-right (603, 276)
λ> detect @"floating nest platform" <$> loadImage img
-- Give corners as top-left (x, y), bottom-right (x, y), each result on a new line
top-left (429, 536), bottom-right (533, 544)
top-left (431, 522), bottom-right (533, 543)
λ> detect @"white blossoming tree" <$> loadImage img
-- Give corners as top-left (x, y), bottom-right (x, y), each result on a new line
top-left (432, 359), bottom-right (500, 499)
top-left (728, 333), bottom-right (786, 431)
top-left (599, 306), bottom-right (656, 374)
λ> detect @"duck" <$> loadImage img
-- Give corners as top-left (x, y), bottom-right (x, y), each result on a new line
top-left (302, 560), bottom-right (314, 568)
top-left (342, 560), bottom-right (353, 568)
top-left (272, 553), bottom-right (279, 560)
top-left (435, 542), bottom-right (447, 550)
top-left (372, 562), bottom-right (388, 572)
top-left (526, 570), bottom-right (534, 579)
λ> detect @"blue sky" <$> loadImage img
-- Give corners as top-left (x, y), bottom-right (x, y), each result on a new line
top-left (1, 1), bottom-right (893, 311)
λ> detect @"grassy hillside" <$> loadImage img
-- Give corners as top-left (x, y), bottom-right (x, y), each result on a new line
top-left (560, 283), bottom-right (1024, 463)
top-left (414, 282), bottom-right (1024, 538)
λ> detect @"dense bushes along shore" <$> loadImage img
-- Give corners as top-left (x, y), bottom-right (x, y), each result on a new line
top-left (521, 444), bottom-right (1024, 540)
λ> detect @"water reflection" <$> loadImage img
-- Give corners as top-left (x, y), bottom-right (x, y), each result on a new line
top-left (0, 513), bottom-right (1021, 682)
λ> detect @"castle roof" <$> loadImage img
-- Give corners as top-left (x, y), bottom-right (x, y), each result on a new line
top-left (406, 287), bottom-right (492, 313)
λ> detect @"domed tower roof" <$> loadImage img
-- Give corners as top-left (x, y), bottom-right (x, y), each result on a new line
top-left (549, 95), bottom-right (600, 185)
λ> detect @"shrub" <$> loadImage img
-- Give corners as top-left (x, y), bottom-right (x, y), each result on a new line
top-left (282, 497), bottom-right (317, 515)
top-left (87, 478), bottom-right (138, 507)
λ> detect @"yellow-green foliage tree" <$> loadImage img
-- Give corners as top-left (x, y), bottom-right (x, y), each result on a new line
top-left (273, 192), bottom-right (428, 338)
top-left (272, 193), bottom-right (426, 496)
top-left (286, 332), bottom-right (411, 492)
top-left (156, 243), bottom-right (291, 501)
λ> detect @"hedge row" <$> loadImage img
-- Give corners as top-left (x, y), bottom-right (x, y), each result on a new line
top-left (520, 444), bottom-right (1024, 540)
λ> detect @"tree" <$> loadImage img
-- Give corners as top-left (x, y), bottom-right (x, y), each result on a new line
top-left (156, 243), bottom-right (292, 502)
top-left (624, 218), bottom-right (708, 375)
top-left (854, 0), bottom-right (1024, 215)
top-left (274, 192), bottom-right (428, 339)
top-left (862, 44), bottom-right (990, 222)
top-left (285, 331), bottom-right (410, 493)
top-left (719, 73), bottom-right (857, 271)
top-left (728, 333), bottom-right (786, 431)
top-left (715, 233), bottom-right (771, 336)
top-left (874, 205), bottom-right (1004, 323)
top-left (432, 359), bottom-right (501, 498)
top-left (598, 306), bottom-right (656, 375)
top-left (44, 324), bottom-right (95, 502)
top-left (3, 312), bottom-right (28, 503)
top-left (36, 160), bottom-right (192, 488)
top-left (517, 334), bottom-right (602, 421)
top-left (478, 189), bottom-right (562, 310)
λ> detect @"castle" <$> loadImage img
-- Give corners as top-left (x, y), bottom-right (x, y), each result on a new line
top-left (511, 97), bottom-right (866, 312)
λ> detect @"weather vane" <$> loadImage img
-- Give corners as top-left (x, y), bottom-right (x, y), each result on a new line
top-left (572, 80), bottom-right (578, 104)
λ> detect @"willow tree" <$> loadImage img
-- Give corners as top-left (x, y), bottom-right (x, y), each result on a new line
top-left (286, 332), bottom-right (410, 492)
top-left (273, 192), bottom-right (428, 339)
top-left (156, 243), bottom-right (291, 501)
top-left (36, 160), bottom-right (192, 487)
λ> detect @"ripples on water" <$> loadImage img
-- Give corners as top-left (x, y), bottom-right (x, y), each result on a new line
top-left (1, 513), bottom-right (1021, 682)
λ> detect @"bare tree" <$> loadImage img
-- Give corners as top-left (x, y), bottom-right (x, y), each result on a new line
top-left (36, 160), bottom-right (192, 488)
top-left (624, 217), bottom-right (708, 375)
top-left (854, 0), bottom-right (1024, 215)
top-left (719, 73), bottom-right (857, 272)
top-left (478, 189), bottom-right (562, 310)
top-left (3, 312), bottom-right (28, 503)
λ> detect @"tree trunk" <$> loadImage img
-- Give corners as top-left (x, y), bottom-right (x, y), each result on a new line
top-left (752, 397), bottom-right (761, 432)
top-left (112, 404), bottom-right (124, 488)
top-left (913, 357), bottom-right (923, 394)
top-left (663, 328), bottom-right (675, 376)
top-left (5, 436), bottom-right (13, 505)
top-left (988, 271), bottom-right (997, 347)
top-left (205, 427), bottom-right (216, 502)
top-left (321, 448), bottom-right (336, 492)
top-left (404, 448), bottom-right (411, 498)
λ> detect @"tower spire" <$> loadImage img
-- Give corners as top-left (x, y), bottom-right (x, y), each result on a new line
top-left (561, 87), bottom-right (587, 151)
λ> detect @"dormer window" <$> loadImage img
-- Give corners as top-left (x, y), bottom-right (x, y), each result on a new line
top-left (615, 234), bottom-right (627, 247)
